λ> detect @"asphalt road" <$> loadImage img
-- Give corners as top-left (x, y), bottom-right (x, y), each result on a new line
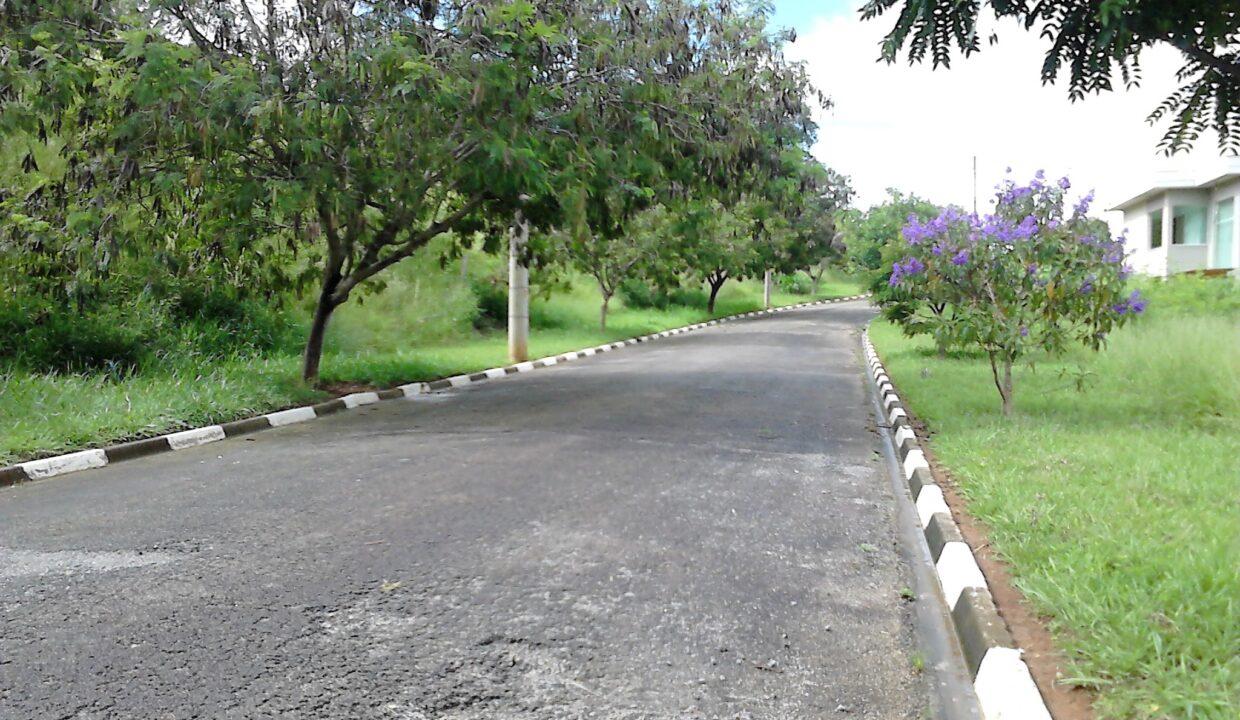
top-left (0, 301), bottom-right (927, 719)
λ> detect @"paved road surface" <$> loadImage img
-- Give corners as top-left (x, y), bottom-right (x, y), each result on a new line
top-left (0, 301), bottom-right (926, 719)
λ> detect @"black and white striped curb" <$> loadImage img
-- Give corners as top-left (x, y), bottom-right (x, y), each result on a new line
top-left (0, 294), bottom-right (871, 488)
top-left (862, 331), bottom-right (1052, 720)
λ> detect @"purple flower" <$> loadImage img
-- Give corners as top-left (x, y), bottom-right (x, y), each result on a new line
top-left (1019, 326), bottom-right (1029, 337)
top-left (1026, 263), bottom-right (1039, 276)
top-left (1079, 276), bottom-right (1094, 294)
top-left (951, 249), bottom-right (969, 266)
top-left (1074, 191), bottom-right (1095, 216)
top-left (904, 256), bottom-right (926, 275)
top-left (1113, 290), bottom-right (1148, 316)
top-left (1035, 169), bottom-right (1045, 180)
top-left (932, 243), bottom-right (944, 256)
top-left (902, 216), bottom-right (934, 245)
top-left (1058, 177), bottom-right (1071, 190)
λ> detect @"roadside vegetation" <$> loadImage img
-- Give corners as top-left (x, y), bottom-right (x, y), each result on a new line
top-left (0, 238), bottom-right (859, 465)
top-left (871, 274), bottom-right (1239, 718)
top-left (1, 2), bottom-right (858, 464)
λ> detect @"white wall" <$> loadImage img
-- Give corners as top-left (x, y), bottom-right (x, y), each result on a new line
top-left (1122, 198), bottom-right (1164, 276)
top-left (1209, 179), bottom-right (1240, 270)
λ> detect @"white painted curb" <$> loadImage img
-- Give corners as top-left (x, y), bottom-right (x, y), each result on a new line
top-left (862, 329), bottom-right (1053, 720)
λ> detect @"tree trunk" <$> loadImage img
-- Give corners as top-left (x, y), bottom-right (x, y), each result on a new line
top-left (600, 293), bottom-right (611, 332)
top-left (810, 271), bottom-right (821, 296)
top-left (932, 304), bottom-right (948, 358)
top-left (988, 352), bottom-right (1015, 417)
top-left (707, 273), bottom-right (727, 314)
top-left (1001, 359), bottom-right (1014, 417)
top-left (763, 269), bottom-right (772, 308)
top-left (303, 283), bottom-right (339, 384)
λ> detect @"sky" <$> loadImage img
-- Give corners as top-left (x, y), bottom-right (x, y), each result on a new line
top-left (769, 0), bottom-right (1236, 230)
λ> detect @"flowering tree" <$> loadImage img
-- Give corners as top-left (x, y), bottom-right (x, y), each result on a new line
top-left (887, 171), bottom-right (1145, 416)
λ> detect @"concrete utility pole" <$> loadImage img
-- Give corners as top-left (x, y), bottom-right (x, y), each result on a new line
top-left (763, 269), bottom-right (773, 309)
top-left (972, 155), bottom-right (978, 215)
top-left (508, 212), bottom-right (530, 363)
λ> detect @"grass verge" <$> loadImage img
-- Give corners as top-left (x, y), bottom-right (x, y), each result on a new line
top-left (868, 285), bottom-right (1239, 720)
top-left (1, 275), bottom-right (861, 465)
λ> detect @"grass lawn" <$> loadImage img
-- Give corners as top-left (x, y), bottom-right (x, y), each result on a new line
top-left (0, 274), bottom-right (861, 465)
top-left (868, 281), bottom-right (1239, 719)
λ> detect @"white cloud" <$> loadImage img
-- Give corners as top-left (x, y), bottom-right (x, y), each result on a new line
top-left (786, 4), bottom-right (1232, 233)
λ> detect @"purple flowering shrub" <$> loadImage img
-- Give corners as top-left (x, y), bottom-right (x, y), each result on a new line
top-left (887, 170), bottom-right (1144, 416)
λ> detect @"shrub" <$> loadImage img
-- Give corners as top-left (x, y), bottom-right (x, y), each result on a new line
top-left (619, 279), bottom-right (708, 310)
top-left (0, 298), bottom-right (151, 373)
top-left (888, 171), bottom-right (1143, 416)
top-left (470, 277), bottom-right (508, 330)
top-left (1133, 274), bottom-right (1240, 317)
top-left (778, 273), bottom-right (812, 295)
top-left (618, 278), bottom-right (669, 310)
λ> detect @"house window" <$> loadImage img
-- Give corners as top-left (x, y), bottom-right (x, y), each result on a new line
top-left (1215, 198), bottom-right (1234, 268)
top-left (1172, 205), bottom-right (1206, 245)
top-left (1150, 209), bottom-right (1163, 248)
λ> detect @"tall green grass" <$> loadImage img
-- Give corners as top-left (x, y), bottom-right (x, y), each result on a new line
top-left (869, 278), bottom-right (1239, 719)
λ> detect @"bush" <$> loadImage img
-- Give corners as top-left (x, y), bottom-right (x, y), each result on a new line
top-left (778, 273), bottom-right (812, 295)
top-left (470, 277), bottom-right (508, 330)
top-left (618, 278), bottom-right (669, 309)
top-left (667, 285), bottom-right (707, 308)
top-left (0, 297), bottom-right (151, 373)
top-left (1133, 274), bottom-right (1240, 317)
top-left (619, 279), bottom-right (706, 310)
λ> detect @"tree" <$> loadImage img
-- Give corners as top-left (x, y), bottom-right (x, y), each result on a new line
top-left (780, 159), bottom-right (853, 292)
top-left (887, 171), bottom-right (1144, 416)
top-left (839, 189), bottom-right (939, 296)
top-left (672, 200), bottom-right (765, 314)
top-left (861, 0), bottom-right (1240, 153)
top-left (0, 2), bottom-right (292, 313)
top-left (550, 0), bottom-right (821, 328)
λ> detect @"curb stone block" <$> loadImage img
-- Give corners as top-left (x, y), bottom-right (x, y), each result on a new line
top-left (974, 648), bottom-right (1053, 720)
top-left (953, 588), bottom-right (1015, 679)
top-left (106, 437), bottom-right (173, 463)
top-left (21, 449), bottom-right (108, 479)
top-left (936, 541), bottom-right (988, 610)
top-left (221, 416), bottom-right (273, 437)
top-left (902, 448), bottom-right (929, 477)
top-left (907, 465), bottom-right (934, 499)
top-left (166, 426), bottom-right (226, 450)
top-left (915, 484), bottom-right (951, 526)
top-left (266, 406), bottom-right (317, 426)
top-left (923, 512), bottom-right (963, 563)
top-left (0, 465), bottom-right (31, 487)
top-left (341, 392), bottom-right (380, 408)
top-left (311, 399), bottom-right (347, 416)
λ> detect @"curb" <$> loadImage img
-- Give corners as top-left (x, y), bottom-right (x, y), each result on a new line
top-left (862, 330), bottom-right (1053, 720)
top-left (0, 294), bottom-right (872, 488)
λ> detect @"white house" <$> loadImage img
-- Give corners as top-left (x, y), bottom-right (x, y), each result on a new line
top-left (1109, 162), bottom-right (1239, 277)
